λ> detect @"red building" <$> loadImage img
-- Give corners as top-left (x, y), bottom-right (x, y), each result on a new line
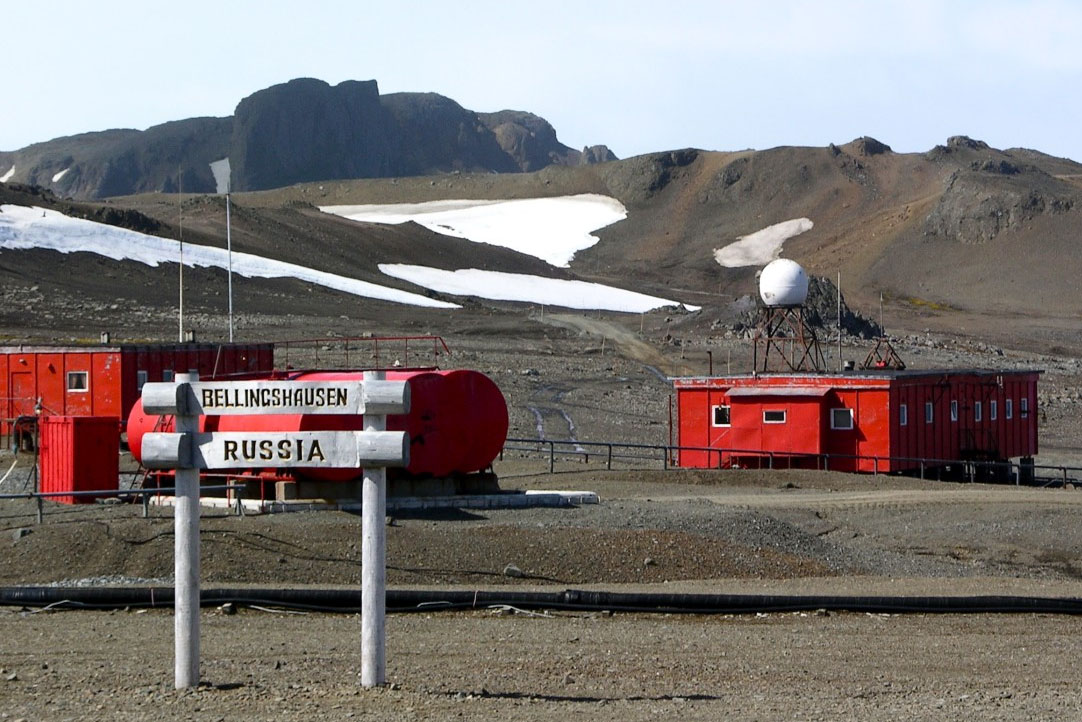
top-left (0, 343), bottom-right (274, 438)
top-left (673, 369), bottom-right (1040, 476)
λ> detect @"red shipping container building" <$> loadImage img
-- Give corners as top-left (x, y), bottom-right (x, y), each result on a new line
top-left (0, 343), bottom-right (275, 437)
top-left (673, 369), bottom-right (1040, 476)
top-left (39, 416), bottom-right (121, 504)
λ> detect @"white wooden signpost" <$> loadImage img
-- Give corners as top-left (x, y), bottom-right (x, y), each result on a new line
top-left (140, 373), bottom-right (410, 689)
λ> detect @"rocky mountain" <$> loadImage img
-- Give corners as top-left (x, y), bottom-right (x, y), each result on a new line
top-left (3, 127), bottom-right (1082, 358)
top-left (0, 78), bottom-right (616, 199)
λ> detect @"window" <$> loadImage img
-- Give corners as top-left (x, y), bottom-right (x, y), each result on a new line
top-left (712, 405), bottom-right (731, 427)
top-left (831, 408), bottom-right (854, 430)
top-left (925, 401), bottom-right (934, 424)
top-left (990, 400), bottom-right (997, 421)
top-left (1020, 397), bottom-right (1029, 419)
top-left (136, 370), bottom-right (148, 390)
top-left (899, 404), bottom-right (908, 426)
top-left (950, 400), bottom-right (958, 422)
top-left (66, 371), bottom-right (89, 392)
top-left (763, 410), bottom-right (786, 424)
top-left (1006, 398), bottom-right (1013, 419)
top-left (163, 369), bottom-right (174, 382)
top-left (974, 401), bottom-right (982, 422)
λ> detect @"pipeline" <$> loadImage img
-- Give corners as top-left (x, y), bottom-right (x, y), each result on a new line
top-left (2, 586), bottom-right (1082, 615)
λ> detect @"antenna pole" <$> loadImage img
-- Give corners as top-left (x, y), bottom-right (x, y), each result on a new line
top-left (226, 192), bottom-right (234, 342)
top-left (178, 168), bottom-right (184, 344)
top-left (837, 272), bottom-right (842, 372)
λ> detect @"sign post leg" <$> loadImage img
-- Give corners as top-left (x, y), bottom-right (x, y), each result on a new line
top-left (174, 373), bottom-right (200, 689)
top-left (361, 371), bottom-right (387, 687)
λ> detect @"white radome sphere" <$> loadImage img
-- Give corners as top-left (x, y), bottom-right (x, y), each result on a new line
top-left (759, 259), bottom-right (809, 306)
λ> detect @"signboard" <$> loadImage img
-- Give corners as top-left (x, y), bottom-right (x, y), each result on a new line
top-left (141, 430), bottom-right (409, 470)
top-left (141, 379), bottom-right (410, 417)
top-left (141, 374), bottom-right (409, 690)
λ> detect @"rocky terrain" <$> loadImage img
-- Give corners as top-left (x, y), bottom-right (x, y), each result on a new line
top-left (3, 111), bottom-right (1082, 718)
top-left (0, 78), bottom-right (615, 198)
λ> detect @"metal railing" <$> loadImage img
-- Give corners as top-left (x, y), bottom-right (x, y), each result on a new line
top-left (501, 437), bottom-right (1080, 487)
top-left (0, 484), bottom-right (246, 524)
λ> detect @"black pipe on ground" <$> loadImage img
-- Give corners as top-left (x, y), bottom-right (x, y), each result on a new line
top-left (3, 586), bottom-right (1082, 616)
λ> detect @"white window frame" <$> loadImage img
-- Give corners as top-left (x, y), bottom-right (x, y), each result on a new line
top-left (925, 401), bottom-right (934, 424)
top-left (1006, 398), bottom-right (1013, 419)
top-left (136, 370), bottom-right (148, 391)
top-left (1020, 397), bottom-right (1029, 419)
top-left (163, 369), bottom-right (174, 382)
top-left (990, 400), bottom-right (997, 421)
top-left (830, 408), bottom-right (854, 430)
top-left (950, 400), bottom-right (958, 422)
top-left (899, 403), bottom-right (908, 427)
top-left (974, 401), bottom-right (982, 422)
top-left (711, 405), bottom-right (731, 427)
top-left (66, 370), bottom-right (89, 393)
top-left (763, 409), bottom-right (787, 424)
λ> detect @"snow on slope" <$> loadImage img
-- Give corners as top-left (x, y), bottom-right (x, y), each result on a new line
top-left (322, 194), bottom-right (627, 267)
top-left (380, 265), bottom-right (700, 313)
top-left (714, 218), bottom-right (814, 267)
top-left (0, 204), bottom-right (699, 312)
top-left (52, 168), bottom-right (70, 183)
top-left (0, 166), bottom-right (14, 183)
top-left (0, 205), bottom-right (460, 309)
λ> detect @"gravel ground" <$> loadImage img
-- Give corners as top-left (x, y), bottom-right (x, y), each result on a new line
top-left (3, 297), bottom-right (1082, 720)
top-left (5, 464), bottom-right (1082, 721)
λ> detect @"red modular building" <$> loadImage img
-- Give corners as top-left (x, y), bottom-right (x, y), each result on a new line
top-left (673, 369), bottom-right (1040, 475)
top-left (0, 343), bottom-right (275, 435)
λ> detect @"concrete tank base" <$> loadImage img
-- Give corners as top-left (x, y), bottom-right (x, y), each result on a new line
top-left (271, 472), bottom-right (502, 503)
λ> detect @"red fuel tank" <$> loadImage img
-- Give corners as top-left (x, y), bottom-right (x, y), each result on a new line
top-left (127, 369), bottom-right (509, 480)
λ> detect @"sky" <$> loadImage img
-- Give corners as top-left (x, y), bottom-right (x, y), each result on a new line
top-left (3, 1), bottom-right (1082, 162)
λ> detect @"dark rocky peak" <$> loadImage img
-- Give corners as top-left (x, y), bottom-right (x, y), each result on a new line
top-left (478, 110), bottom-right (618, 171)
top-left (843, 136), bottom-right (892, 156)
top-left (231, 78), bottom-right (390, 191)
top-left (581, 145), bottom-right (617, 164)
top-left (948, 135), bottom-right (990, 150)
top-left (381, 92), bottom-right (518, 175)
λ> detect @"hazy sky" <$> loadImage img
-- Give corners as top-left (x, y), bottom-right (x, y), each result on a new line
top-left (4, 0), bottom-right (1081, 162)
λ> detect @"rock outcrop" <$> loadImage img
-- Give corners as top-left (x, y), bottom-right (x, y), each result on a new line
top-left (2, 78), bottom-right (616, 199)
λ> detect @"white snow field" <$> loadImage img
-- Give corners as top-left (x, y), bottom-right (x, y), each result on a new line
top-left (0, 204), bottom-right (699, 312)
top-left (0, 166), bottom-right (14, 183)
top-left (713, 218), bottom-right (814, 267)
top-left (321, 194), bottom-right (628, 267)
top-left (379, 265), bottom-right (700, 313)
top-left (51, 168), bottom-right (70, 183)
top-left (0, 205), bottom-right (460, 309)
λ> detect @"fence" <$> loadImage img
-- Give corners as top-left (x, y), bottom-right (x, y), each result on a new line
top-left (501, 437), bottom-right (1080, 487)
top-left (0, 484), bottom-right (246, 524)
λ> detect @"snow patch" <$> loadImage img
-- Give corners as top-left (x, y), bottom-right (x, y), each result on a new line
top-left (52, 168), bottom-right (70, 183)
top-left (379, 264), bottom-right (700, 313)
top-left (0, 166), bottom-right (14, 183)
top-left (322, 194), bottom-right (627, 267)
top-left (0, 205), bottom-right (460, 309)
top-left (714, 218), bottom-right (814, 267)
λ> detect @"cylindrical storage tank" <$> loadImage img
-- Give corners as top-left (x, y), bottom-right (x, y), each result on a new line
top-left (441, 369), bottom-right (508, 473)
top-left (759, 258), bottom-right (809, 307)
top-left (126, 369), bottom-right (509, 480)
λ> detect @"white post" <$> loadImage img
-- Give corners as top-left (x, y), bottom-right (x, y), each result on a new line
top-left (178, 169), bottom-right (184, 344)
top-left (226, 193), bottom-right (234, 343)
top-left (361, 370), bottom-right (387, 687)
top-left (174, 372), bottom-right (200, 689)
